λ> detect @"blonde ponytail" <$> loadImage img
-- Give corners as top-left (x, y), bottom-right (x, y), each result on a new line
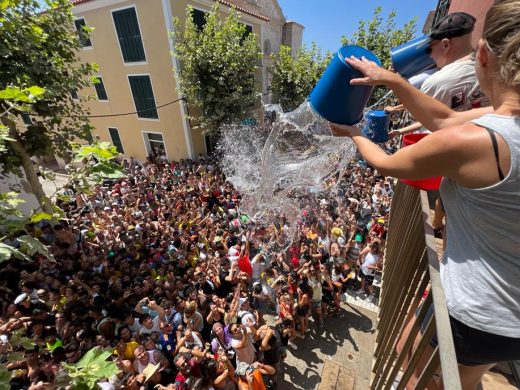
top-left (483, 0), bottom-right (520, 86)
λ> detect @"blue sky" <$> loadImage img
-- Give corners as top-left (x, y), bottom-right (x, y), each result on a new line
top-left (277, 0), bottom-right (438, 54)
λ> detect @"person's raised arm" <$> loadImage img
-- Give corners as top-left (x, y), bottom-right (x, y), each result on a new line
top-left (346, 56), bottom-right (492, 131)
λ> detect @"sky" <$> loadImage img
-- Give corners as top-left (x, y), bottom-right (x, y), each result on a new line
top-left (277, 0), bottom-right (438, 54)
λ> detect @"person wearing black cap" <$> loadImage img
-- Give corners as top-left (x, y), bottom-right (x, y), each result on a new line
top-left (390, 12), bottom-right (490, 139)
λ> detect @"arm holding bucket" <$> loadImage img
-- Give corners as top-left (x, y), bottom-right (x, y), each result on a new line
top-left (346, 56), bottom-right (492, 131)
top-left (329, 123), bottom-right (467, 180)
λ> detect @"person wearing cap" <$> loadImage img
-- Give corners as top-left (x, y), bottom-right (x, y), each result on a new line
top-left (389, 12), bottom-right (490, 139)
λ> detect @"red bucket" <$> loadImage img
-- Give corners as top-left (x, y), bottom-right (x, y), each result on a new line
top-left (400, 133), bottom-right (442, 190)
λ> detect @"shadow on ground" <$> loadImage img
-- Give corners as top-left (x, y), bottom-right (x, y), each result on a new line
top-left (278, 305), bottom-right (376, 390)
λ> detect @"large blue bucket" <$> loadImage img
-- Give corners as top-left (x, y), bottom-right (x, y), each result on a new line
top-left (308, 46), bottom-right (381, 125)
top-left (391, 35), bottom-right (436, 79)
top-left (362, 110), bottom-right (389, 143)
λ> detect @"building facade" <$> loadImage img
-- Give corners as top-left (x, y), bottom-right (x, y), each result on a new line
top-left (70, 0), bottom-right (302, 163)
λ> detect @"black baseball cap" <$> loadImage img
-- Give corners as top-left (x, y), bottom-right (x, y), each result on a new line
top-left (429, 12), bottom-right (476, 41)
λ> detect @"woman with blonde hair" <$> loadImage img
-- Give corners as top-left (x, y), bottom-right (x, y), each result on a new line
top-left (331, 1), bottom-right (520, 388)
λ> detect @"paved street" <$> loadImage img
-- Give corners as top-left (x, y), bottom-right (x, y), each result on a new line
top-left (272, 302), bottom-right (378, 390)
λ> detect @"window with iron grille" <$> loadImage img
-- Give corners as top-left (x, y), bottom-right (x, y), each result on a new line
top-left (112, 7), bottom-right (146, 63)
top-left (431, 0), bottom-right (451, 31)
top-left (128, 75), bottom-right (158, 119)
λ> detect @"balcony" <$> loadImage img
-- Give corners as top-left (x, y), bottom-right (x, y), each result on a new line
top-left (371, 181), bottom-right (519, 390)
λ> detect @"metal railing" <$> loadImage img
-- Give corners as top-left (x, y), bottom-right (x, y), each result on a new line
top-left (371, 181), bottom-right (461, 390)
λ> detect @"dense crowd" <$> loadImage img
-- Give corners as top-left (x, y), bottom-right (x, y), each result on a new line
top-left (0, 148), bottom-right (395, 389)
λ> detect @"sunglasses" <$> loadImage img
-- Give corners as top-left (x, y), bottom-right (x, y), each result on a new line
top-left (425, 40), bottom-right (442, 54)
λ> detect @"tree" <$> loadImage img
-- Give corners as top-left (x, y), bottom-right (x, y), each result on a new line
top-left (341, 6), bottom-right (417, 107)
top-left (0, 0), bottom-right (97, 212)
top-left (269, 44), bottom-right (332, 112)
top-left (173, 4), bottom-right (261, 135)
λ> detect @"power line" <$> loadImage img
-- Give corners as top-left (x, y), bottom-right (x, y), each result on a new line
top-left (26, 96), bottom-right (187, 119)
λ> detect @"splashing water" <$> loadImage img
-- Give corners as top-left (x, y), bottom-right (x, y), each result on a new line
top-left (218, 101), bottom-right (356, 241)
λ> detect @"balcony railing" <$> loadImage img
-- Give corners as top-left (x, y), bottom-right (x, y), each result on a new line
top-left (371, 181), bottom-right (461, 390)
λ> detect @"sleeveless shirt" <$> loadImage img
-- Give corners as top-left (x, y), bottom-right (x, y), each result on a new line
top-left (439, 114), bottom-right (520, 338)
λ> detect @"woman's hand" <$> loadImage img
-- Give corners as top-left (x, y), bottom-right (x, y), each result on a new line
top-left (329, 123), bottom-right (362, 138)
top-left (345, 56), bottom-right (400, 86)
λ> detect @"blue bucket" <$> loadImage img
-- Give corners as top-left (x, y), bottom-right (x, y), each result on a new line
top-left (391, 35), bottom-right (436, 79)
top-left (362, 110), bottom-right (389, 143)
top-left (308, 46), bottom-right (381, 125)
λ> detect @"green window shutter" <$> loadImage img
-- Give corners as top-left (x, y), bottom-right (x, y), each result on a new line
top-left (128, 75), bottom-right (158, 119)
top-left (112, 8), bottom-right (146, 63)
top-left (21, 113), bottom-right (32, 125)
top-left (192, 9), bottom-right (207, 32)
top-left (74, 18), bottom-right (92, 47)
top-left (108, 128), bottom-right (124, 154)
top-left (95, 77), bottom-right (108, 100)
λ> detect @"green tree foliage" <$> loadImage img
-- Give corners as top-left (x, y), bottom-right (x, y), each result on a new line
top-left (59, 347), bottom-right (120, 390)
top-left (269, 44), bottom-right (332, 112)
top-left (0, 0), bottom-right (97, 208)
top-left (341, 6), bottom-right (417, 107)
top-left (173, 4), bottom-right (261, 134)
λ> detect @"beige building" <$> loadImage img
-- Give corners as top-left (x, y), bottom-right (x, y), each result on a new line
top-left (70, 0), bottom-right (303, 162)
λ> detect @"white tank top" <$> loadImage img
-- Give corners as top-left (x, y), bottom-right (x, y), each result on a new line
top-left (439, 114), bottom-right (520, 338)
top-left (136, 350), bottom-right (159, 373)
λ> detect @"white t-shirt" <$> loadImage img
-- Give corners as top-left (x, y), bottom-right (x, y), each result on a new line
top-left (361, 252), bottom-right (380, 276)
top-left (231, 332), bottom-right (256, 365)
top-left (139, 315), bottom-right (161, 335)
top-left (420, 58), bottom-right (490, 131)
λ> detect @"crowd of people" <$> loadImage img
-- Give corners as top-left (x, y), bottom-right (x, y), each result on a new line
top-left (0, 149), bottom-right (394, 389)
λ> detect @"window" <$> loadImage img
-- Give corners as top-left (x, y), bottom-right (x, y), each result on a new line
top-left (431, 0), bottom-right (451, 32)
top-left (143, 132), bottom-right (166, 158)
top-left (192, 8), bottom-right (208, 32)
top-left (71, 90), bottom-right (79, 100)
top-left (108, 128), bottom-right (124, 154)
top-left (128, 75), bottom-right (158, 119)
top-left (21, 113), bottom-right (32, 125)
top-left (112, 7), bottom-right (146, 63)
top-left (74, 18), bottom-right (92, 47)
top-left (94, 77), bottom-right (108, 101)
top-left (244, 24), bottom-right (253, 37)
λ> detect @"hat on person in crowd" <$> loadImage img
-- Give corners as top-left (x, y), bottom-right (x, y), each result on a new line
top-left (238, 297), bottom-right (248, 308)
top-left (307, 231), bottom-right (318, 240)
top-left (354, 234), bottom-right (363, 242)
top-left (37, 289), bottom-right (47, 297)
top-left (428, 12), bottom-right (476, 42)
top-left (377, 218), bottom-right (385, 225)
top-left (103, 206), bottom-right (111, 211)
top-left (14, 293), bottom-right (30, 305)
top-left (142, 362), bottom-right (161, 382)
top-left (331, 227), bottom-right (344, 238)
top-left (337, 236), bottom-right (346, 247)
